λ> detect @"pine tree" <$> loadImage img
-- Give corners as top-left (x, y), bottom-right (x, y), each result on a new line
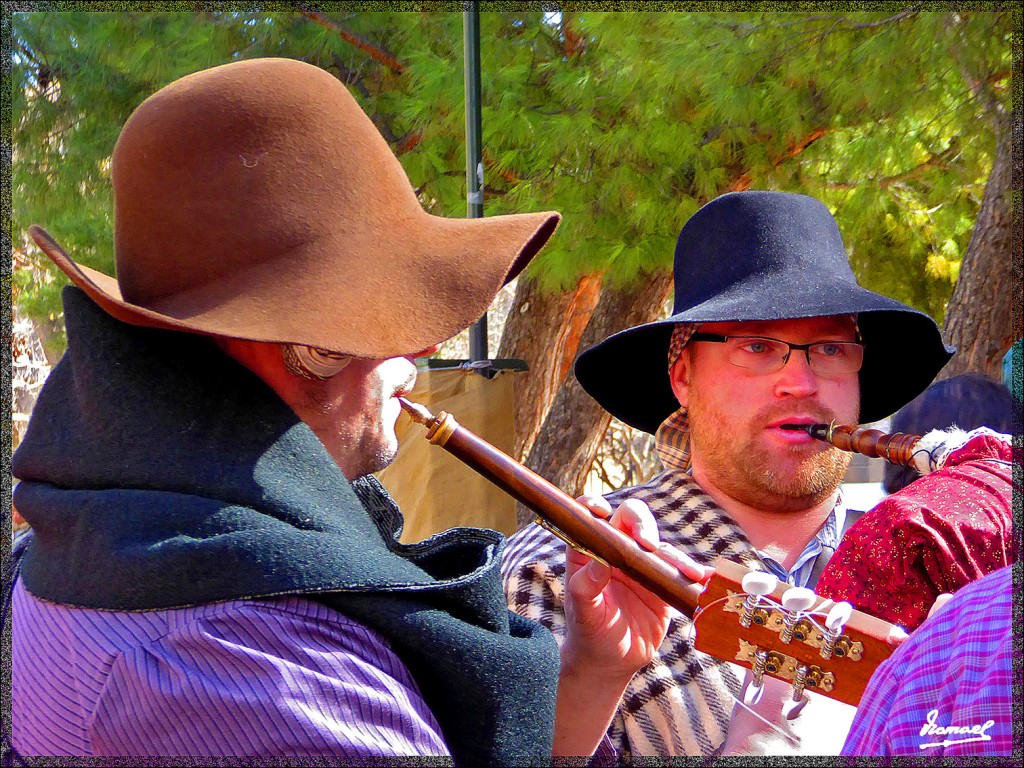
top-left (10, 9), bottom-right (1016, 498)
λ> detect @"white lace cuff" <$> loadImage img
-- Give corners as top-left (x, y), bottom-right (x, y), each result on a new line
top-left (911, 426), bottom-right (1011, 475)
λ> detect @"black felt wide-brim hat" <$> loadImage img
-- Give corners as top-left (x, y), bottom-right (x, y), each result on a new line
top-left (575, 191), bottom-right (954, 434)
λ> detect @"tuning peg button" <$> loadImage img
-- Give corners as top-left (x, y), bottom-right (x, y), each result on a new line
top-left (780, 587), bottom-right (817, 643)
top-left (781, 587), bottom-right (816, 614)
top-left (819, 601), bottom-right (855, 659)
top-left (782, 694), bottom-right (809, 720)
top-left (742, 570), bottom-right (779, 597)
top-left (743, 679), bottom-right (765, 706)
top-left (739, 571), bottom-right (779, 627)
top-left (825, 601), bottom-right (853, 633)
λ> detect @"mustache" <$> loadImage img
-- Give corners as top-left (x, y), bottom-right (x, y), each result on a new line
top-left (754, 402), bottom-right (839, 427)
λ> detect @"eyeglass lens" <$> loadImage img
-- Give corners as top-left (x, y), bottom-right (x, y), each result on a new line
top-left (727, 337), bottom-right (863, 373)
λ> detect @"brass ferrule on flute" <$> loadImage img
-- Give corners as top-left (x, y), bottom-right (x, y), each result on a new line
top-left (398, 397), bottom-right (705, 617)
top-left (798, 422), bottom-right (922, 466)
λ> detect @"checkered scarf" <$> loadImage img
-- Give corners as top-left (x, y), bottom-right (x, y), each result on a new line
top-left (502, 468), bottom-right (767, 757)
top-left (655, 323), bottom-right (699, 472)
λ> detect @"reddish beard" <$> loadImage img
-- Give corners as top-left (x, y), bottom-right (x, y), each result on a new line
top-left (687, 395), bottom-right (853, 512)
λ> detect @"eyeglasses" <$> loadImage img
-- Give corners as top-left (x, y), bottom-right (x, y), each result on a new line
top-left (283, 344), bottom-right (352, 380)
top-left (689, 333), bottom-right (864, 374)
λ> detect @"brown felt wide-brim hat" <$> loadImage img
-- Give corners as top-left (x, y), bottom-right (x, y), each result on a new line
top-left (29, 58), bottom-right (560, 358)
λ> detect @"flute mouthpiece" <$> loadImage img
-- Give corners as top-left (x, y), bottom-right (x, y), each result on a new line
top-left (805, 423), bottom-right (832, 440)
top-left (779, 423), bottom-right (830, 440)
top-left (398, 397), bottom-right (434, 424)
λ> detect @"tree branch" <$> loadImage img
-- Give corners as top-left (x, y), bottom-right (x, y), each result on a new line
top-left (729, 126), bottom-right (830, 191)
top-left (824, 144), bottom-right (959, 190)
top-left (945, 13), bottom-right (1007, 135)
top-left (559, 13), bottom-right (587, 59)
top-left (395, 131), bottom-right (423, 155)
top-left (363, 111), bottom-right (420, 157)
top-left (703, 9), bottom-right (920, 39)
top-left (483, 148), bottom-right (522, 185)
top-left (299, 11), bottom-right (405, 74)
top-left (329, 54), bottom-right (371, 100)
top-left (831, 7), bottom-right (924, 30)
top-left (772, 127), bottom-right (830, 164)
top-left (743, 7), bottom-right (923, 85)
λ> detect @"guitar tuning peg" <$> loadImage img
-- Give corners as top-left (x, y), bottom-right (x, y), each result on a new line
top-left (780, 586), bottom-right (816, 614)
top-left (741, 570), bottom-right (778, 597)
top-left (825, 601), bottom-right (853, 633)
top-left (782, 664), bottom-right (810, 720)
top-left (742, 649), bottom-right (768, 705)
top-left (782, 694), bottom-right (808, 720)
top-left (742, 679), bottom-right (765, 706)
top-left (779, 587), bottom-right (817, 643)
top-left (739, 571), bottom-right (778, 628)
top-left (819, 602), bottom-right (855, 659)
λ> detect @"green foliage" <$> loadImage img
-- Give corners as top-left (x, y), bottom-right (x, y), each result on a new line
top-left (11, 9), bottom-right (1011, 342)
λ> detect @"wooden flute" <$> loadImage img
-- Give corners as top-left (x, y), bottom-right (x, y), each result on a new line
top-left (793, 422), bottom-right (922, 466)
top-left (398, 398), bottom-right (705, 617)
top-left (398, 400), bottom-right (904, 706)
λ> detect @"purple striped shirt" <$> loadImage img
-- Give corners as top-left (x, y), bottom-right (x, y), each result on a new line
top-left (841, 565), bottom-right (1013, 756)
top-left (11, 578), bottom-right (449, 757)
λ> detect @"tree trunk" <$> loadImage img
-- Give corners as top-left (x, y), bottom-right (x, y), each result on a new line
top-left (939, 106), bottom-right (1019, 381)
top-left (497, 273), bottom-right (602, 461)
top-left (518, 270), bottom-right (674, 526)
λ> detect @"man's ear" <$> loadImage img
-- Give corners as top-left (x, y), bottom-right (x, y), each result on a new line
top-left (668, 353), bottom-right (691, 408)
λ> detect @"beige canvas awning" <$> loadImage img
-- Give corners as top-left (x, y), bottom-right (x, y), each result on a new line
top-left (376, 367), bottom-right (520, 543)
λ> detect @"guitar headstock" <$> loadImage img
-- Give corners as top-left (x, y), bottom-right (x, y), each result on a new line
top-left (693, 558), bottom-right (895, 708)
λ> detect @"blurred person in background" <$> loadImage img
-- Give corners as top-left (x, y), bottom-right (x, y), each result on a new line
top-left (817, 374), bottom-right (1016, 631)
top-left (883, 372), bottom-right (1016, 494)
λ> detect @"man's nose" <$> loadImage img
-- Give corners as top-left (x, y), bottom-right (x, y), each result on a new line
top-left (774, 349), bottom-right (819, 398)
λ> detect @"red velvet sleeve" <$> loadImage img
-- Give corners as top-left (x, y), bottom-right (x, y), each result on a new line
top-left (816, 435), bottom-right (1015, 631)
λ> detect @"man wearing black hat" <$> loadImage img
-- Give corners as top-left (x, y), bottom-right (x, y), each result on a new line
top-left (503, 190), bottom-right (953, 756)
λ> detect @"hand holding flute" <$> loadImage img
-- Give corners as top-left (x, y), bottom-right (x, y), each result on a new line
top-left (561, 495), bottom-right (707, 673)
top-left (399, 398), bottom-right (712, 756)
top-left (399, 398), bottom-right (712, 612)
top-left (555, 496), bottom-right (686, 756)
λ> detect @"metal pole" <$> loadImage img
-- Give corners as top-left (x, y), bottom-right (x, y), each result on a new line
top-left (464, 3), bottom-right (487, 363)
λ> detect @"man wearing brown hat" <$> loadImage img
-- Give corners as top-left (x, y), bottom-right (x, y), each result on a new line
top-left (8, 58), bottom-right (702, 763)
top-left (503, 190), bottom-right (954, 756)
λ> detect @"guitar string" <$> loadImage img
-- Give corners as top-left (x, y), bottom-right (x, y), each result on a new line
top-left (684, 594), bottom-right (858, 749)
top-left (685, 594), bottom-right (801, 748)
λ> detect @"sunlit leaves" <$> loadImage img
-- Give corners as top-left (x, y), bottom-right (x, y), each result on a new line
top-left (11, 8), bottom-right (1010, 337)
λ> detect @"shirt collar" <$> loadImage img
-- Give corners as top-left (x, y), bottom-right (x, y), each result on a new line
top-left (756, 495), bottom-right (846, 587)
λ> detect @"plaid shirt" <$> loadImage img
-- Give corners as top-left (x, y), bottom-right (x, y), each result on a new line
top-left (842, 565), bottom-right (1014, 756)
top-left (502, 469), bottom-right (759, 756)
top-left (503, 323), bottom-right (852, 756)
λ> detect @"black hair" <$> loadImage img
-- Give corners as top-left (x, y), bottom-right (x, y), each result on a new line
top-left (884, 372), bottom-right (1017, 493)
